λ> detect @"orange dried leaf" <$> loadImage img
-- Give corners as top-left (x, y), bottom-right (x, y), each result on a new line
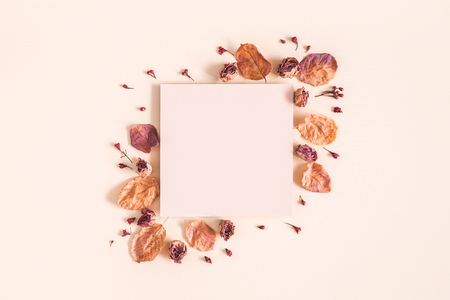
top-left (185, 220), bottom-right (216, 252)
top-left (131, 223), bottom-right (166, 263)
top-left (235, 43), bottom-right (272, 81)
top-left (298, 53), bottom-right (338, 87)
top-left (302, 163), bottom-right (331, 193)
top-left (118, 176), bottom-right (160, 210)
top-left (297, 114), bottom-right (338, 146)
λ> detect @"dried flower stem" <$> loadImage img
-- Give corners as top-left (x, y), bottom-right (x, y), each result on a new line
top-left (114, 143), bottom-right (133, 163)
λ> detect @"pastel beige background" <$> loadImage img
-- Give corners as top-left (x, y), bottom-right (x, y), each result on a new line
top-left (1, 0), bottom-right (449, 299)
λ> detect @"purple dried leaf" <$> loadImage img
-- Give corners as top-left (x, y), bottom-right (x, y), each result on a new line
top-left (298, 53), bottom-right (338, 87)
top-left (130, 124), bottom-right (159, 154)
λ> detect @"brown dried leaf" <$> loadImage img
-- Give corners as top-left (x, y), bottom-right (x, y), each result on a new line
top-left (302, 163), bottom-right (331, 193)
top-left (130, 124), bottom-right (159, 153)
top-left (131, 223), bottom-right (166, 263)
top-left (235, 43), bottom-right (272, 81)
top-left (297, 114), bottom-right (338, 146)
top-left (298, 53), bottom-right (338, 87)
top-left (185, 220), bottom-right (216, 252)
top-left (118, 176), bottom-right (160, 210)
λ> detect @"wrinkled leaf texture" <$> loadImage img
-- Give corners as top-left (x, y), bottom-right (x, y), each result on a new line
top-left (130, 124), bottom-right (159, 153)
top-left (185, 220), bottom-right (216, 252)
top-left (118, 176), bottom-right (160, 210)
top-left (235, 43), bottom-right (272, 81)
top-left (297, 114), bottom-right (338, 146)
top-left (298, 53), bottom-right (337, 87)
top-left (302, 163), bottom-right (331, 193)
top-left (131, 223), bottom-right (166, 263)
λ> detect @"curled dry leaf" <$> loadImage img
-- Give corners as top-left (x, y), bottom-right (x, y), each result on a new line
top-left (297, 114), bottom-right (338, 146)
top-left (235, 43), bottom-right (272, 81)
top-left (185, 220), bottom-right (216, 252)
top-left (118, 176), bottom-right (160, 210)
top-left (131, 223), bottom-right (166, 263)
top-left (130, 124), bottom-right (159, 154)
top-left (294, 87), bottom-right (309, 107)
top-left (298, 53), bottom-right (338, 87)
top-left (302, 163), bottom-right (331, 193)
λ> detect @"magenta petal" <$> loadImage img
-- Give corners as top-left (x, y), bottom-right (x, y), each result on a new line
top-left (130, 124), bottom-right (159, 153)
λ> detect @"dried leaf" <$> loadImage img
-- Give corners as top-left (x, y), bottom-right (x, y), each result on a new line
top-left (118, 176), bottom-right (160, 210)
top-left (235, 43), bottom-right (272, 81)
top-left (130, 124), bottom-right (159, 153)
top-left (297, 114), bottom-right (338, 146)
top-left (298, 53), bottom-right (338, 87)
top-left (131, 223), bottom-right (166, 263)
top-left (185, 220), bottom-right (216, 252)
top-left (302, 163), bottom-right (331, 193)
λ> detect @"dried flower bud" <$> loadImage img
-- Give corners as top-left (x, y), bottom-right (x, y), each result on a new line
top-left (220, 62), bottom-right (238, 83)
top-left (127, 217), bottom-right (136, 225)
top-left (280, 39), bottom-right (286, 44)
top-left (114, 143), bottom-right (121, 150)
top-left (136, 157), bottom-right (152, 177)
top-left (168, 240), bottom-right (187, 264)
top-left (333, 107), bottom-right (343, 113)
top-left (219, 220), bottom-right (235, 241)
top-left (225, 248), bottom-right (232, 257)
top-left (257, 225), bottom-right (265, 230)
top-left (204, 256), bottom-right (212, 264)
top-left (294, 87), bottom-right (309, 107)
top-left (291, 36), bottom-right (298, 51)
top-left (122, 229), bottom-right (131, 237)
top-left (296, 144), bottom-right (318, 163)
top-left (277, 57), bottom-right (300, 78)
top-left (137, 209), bottom-right (156, 227)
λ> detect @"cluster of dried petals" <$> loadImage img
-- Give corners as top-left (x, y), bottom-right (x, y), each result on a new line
top-left (220, 62), bottom-right (238, 82)
top-left (302, 163), bottom-right (331, 193)
top-left (117, 176), bottom-right (160, 210)
top-left (185, 220), bottom-right (216, 252)
top-left (297, 114), bottom-right (338, 146)
top-left (168, 240), bottom-right (187, 264)
top-left (127, 217), bottom-right (136, 225)
top-left (298, 53), bottom-right (338, 87)
top-left (219, 220), bottom-right (235, 241)
top-left (131, 223), bottom-right (166, 263)
top-left (294, 87), bottom-right (309, 107)
top-left (296, 144), bottom-right (318, 163)
top-left (136, 157), bottom-right (152, 177)
top-left (130, 124), bottom-right (159, 154)
top-left (277, 57), bottom-right (299, 78)
top-left (137, 208), bottom-right (156, 227)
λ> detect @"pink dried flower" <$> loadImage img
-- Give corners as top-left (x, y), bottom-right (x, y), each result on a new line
top-left (257, 225), bottom-right (265, 230)
top-left (277, 57), bottom-right (300, 78)
top-left (110, 240), bottom-right (114, 247)
top-left (333, 107), bottom-right (343, 113)
top-left (305, 45), bottom-right (311, 53)
top-left (225, 248), bottom-right (232, 257)
top-left (118, 163), bottom-right (132, 169)
top-left (127, 218), bottom-right (136, 225)
top-left (114, 143), bottom-right (132, 163)
top-left (218, 46), bottom-right (234, 56)
top-left (122, 84), bottom-right (134, 89)
top-left (219, 220), bottom-right (235, 241)
top-left (323, 147), bottom-right (339, 159)
top-left (181, 69), bottom-right (194, 81)
top-left (136, 157), bottom-right (152, 177)
top-left (280, 39), bottom-right (286, 44)
top-left (299, 196), bottom-right (306, 206)
top-left (147, 70), bottom-right (156, 79)
top-left (294, 87), bottom-right (309, 107)
top-left (220, 62), bottom-right (238, 82)
top-left (204, 256), bottom-right (212, 264)
top-left (137, 209), bottom-right (156, 227)
top-left (169, 240), bottom-right (187, 264)
top-left (291, 36), bottom-right (298, 51)
top-left (121, 229), bottom-right (131, 237)
top-left (296, 144), bottom-right (318, 163)
top-left (285, 223), bottom-right (301, 234)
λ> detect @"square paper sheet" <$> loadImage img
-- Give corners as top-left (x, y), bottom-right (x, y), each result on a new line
top-left (160, 84), bottom-right (293, 217)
